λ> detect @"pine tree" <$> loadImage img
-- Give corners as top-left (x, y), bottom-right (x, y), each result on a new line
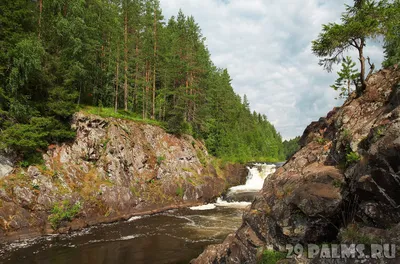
top-left (331, 56), bottom-right (359, 99)
top-left (312, 0), bottom-right (388, 95)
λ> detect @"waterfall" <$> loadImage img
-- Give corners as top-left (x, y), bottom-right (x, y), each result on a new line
top-left (190, 163), bottom-right (276, 210)
top-left (229, 163), bottom-right (276, 193)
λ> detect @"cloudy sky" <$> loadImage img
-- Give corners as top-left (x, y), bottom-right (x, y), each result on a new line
top-left (159, 0), bottom-right (384, 139)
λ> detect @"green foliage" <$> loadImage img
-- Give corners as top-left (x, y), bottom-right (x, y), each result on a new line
top-left (0, 0), bottom-right (286, 164)
top-left (196, 150), bottom-right (207, 167)
top-left (312, 0), bottom-right (390, 95)
top-left (175, 186), bottom-right (184, 198)
top-left (282, 136), bottom-right (300, 160)
top-left (331, 56), bottom-right (359, 99)
top-left (156, 155), bottom-right (165, 165)
top-left (332, 179), bottom-right (343, 188)
top-left (48, 200), bottom-right (82, 230)
top-left (315, 137), bottom-right (328, 145)
top-left (47, 87), bottom-right (78, 119)
top-left (383, 1), bottom-right (400, 68)
top-left (0, 117), bottom-right (75, 155)
top-left (259, 249), bottom-right (286, 264)
top-left (346, 151), bottom-right (361, 165)
top-left (312, 0), bottom-right (387, 71)
top-left (84, 106), bottom-right (164, 128)
top-left (341, 224), bottom-right (380, 244)
top-left (341, 128), bottom-right (352, 145)
top-left (31, 180), bottom-right (40, 190)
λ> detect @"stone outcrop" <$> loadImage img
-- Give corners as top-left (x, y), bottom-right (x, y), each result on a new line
top-left (0, 152), bottom-right (14, 179)
top-left (0, 112), bottom-right (247, 242)
top-left (193, 69), bottom-right (400, 264)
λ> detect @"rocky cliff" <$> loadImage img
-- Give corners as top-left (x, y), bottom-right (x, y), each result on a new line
top-left (193, 68), bottom-right (400, 264)
top-left (0, 112), bottom-right (247, 242)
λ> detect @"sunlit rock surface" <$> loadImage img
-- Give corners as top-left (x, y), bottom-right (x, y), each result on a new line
top-left (0, 113), bottom-right (247, 242)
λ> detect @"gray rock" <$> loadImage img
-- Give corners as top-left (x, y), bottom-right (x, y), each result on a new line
top-left (0, 154), bottom-right (13, 178)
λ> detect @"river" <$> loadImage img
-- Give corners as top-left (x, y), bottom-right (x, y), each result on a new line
top-left (0, 164), bottom-right (277, 264)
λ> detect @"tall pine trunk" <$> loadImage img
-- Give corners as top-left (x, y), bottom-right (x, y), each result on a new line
top-left (134, 42), bottom-right (139, 112)
top-left (38, 0), bottom-right (43, 39)
top-left (358, 38), bottom-right (366, 96)
top-left (152, 6), bottom-right (157, 120)
top-left (143, 61), bottom-right (149, 119)
top-left (115, 47), bottom-right (120, 113)
top-left (124, 11), bottom-right (129, 111)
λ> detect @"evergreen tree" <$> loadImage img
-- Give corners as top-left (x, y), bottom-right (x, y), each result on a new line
top-left (331, 56), bottom-right (360, 99)
top-left (312, 0), bottom-right (388, 95)
top-left (0, 0), bottom-right (288, 163)
top-left (383, 0), bottom-right (400, 68)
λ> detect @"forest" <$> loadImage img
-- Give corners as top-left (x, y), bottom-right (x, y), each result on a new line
top-left (0, 0), bottom-right (286, 164)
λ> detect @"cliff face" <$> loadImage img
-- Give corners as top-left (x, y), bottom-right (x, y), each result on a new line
top-left (0, 113), bottom-right (247, 242)
top-left (193, 69), bottom-right (400, 264)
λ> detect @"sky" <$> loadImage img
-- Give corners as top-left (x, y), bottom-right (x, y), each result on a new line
top-left (159, 0), bottom-right (385, 140)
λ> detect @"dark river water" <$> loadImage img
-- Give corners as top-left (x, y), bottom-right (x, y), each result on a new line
top-left (0, 164), bottom-right (277, 264)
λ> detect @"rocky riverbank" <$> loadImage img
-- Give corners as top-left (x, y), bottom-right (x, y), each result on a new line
top-left (0, 113), bottom-right (247, 242)
top-left (193, 68), bottom-right (400, 264)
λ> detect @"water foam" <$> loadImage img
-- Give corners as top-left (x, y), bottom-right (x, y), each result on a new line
top-left (214, 198), bottom-right (251, 208)
top-left (189, 204), bottom-right (217, 210)
top-left (189, 164), bottom-right (276, 211)
top-left (229, 164), bottom-right (276, 193)
top-left (127, 216), bottom-right (143, 222)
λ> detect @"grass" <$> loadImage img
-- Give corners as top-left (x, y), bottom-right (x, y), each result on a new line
top-left (196, 150), bottom-right (207, 167)
top-left (315, 137), bottom-right (328, 145)
top-left (342, 128), bottom-right (352, 143)
top-left (340, 223), bottom-right (380, 244)
top-left (82, 106), bottom-right (165, 128)
top-left (176, 186), bottom-right (184, 198)
top-left (130, 186), bottom-right (141, 197)
top-left (48, 200), bottom-right (82, 229)
top-left (332, 179), bottom-right (343, 188)
top-left (259, 249), bottom-right (286, 264)
top-left (156, 155), bottom-right (166, 166)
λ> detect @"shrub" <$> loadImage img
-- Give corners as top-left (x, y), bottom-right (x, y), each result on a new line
top-left (315, 137), bottom-right (327, 145)
top-left (0, 117), bottom-right (75, 155)
top-left (260, 249), bottom-right (286, 264)
top-left (342, 129), bottom-right (352, 143)
top-left (346, 151), bottom-right (360, 165)
top-left (48, 200), bottom-right (82, 229)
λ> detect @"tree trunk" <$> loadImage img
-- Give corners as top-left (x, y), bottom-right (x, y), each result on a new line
top-left (124, 11), bottom-right (128, 111)
top-left (115, 58), bottom-right (119, 113)
top-left (134, 42), bottom-right (139, 112)
top-left (185, 77), bottom-right (189, 122)
top-left (143, 61), bottom-right (149, 119)
top-left (152, 6), bottom-right (157, 120)
top-left (38, 0), bottom-right (43, 39)
top-left (358, 38), bottom-right (366, 95)
top-left (348, 79), bottom-right (351, 96)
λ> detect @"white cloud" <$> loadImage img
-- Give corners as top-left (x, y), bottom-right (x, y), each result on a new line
top-left (159, 0), bottom-right (384, 140)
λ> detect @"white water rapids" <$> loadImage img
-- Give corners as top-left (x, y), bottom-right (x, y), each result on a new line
top-left (190, 163), bottom-right (276, 210)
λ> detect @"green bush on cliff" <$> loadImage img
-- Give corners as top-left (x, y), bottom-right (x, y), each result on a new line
top-left (0, 117), bottom-right (75, 164)
top-left (48, 200), bottom-right (82, 229)
top-left (346, 151), bottom-right (360, 165)
top-left (260, 249), bottom-right (286, 264)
